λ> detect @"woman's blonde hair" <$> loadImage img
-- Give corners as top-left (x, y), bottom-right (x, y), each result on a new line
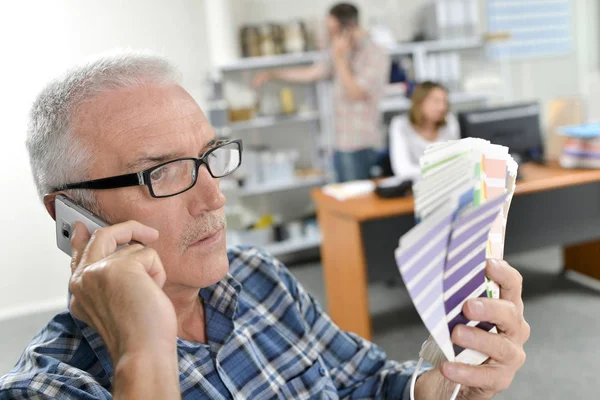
top-left (408, 81), bottom-right (448, 128)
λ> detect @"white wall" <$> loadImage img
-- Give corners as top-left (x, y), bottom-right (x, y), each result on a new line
top-left (0, 0), bottom-right (210, 319)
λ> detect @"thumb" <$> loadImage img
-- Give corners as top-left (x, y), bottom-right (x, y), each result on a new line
top-left (70, 222), bottom-right (91, 273)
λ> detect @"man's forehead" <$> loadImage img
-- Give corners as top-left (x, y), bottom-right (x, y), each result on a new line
top-left (83, 84), bottom-right (200, 127)
top-left (75, 83), bottom-right (214, 173)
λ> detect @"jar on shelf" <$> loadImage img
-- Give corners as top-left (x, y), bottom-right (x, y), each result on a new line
top-left (240, 25), bottom-right (261, 58)
top-left (259, 24), bottom-right (276, 57)
top-left (280, 87), bottom-right (296, 115)
top-left (284, 20), bottom-right (306, 54)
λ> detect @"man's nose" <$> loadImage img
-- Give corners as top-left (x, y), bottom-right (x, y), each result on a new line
top-left (185, 164), bottom-right (226, 216)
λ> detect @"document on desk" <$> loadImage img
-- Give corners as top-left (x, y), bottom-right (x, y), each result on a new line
top-left (395, 138), bottom-right (518, 366)
top-left (322, 180), bottom-right (376, 200)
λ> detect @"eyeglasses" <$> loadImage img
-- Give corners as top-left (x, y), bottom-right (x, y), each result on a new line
top-left (54, 139), bottom-right (243, 198)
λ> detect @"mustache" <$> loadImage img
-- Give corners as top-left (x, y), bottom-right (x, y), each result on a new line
top-left (180, 212), bottom-right (227, 254)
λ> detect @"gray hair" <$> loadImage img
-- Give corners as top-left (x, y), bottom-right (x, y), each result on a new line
top-left (26, 50), bottom-right (181, 213)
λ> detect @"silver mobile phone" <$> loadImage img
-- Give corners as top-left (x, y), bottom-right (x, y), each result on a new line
top-left (55, 194), bottom-right (108, 256)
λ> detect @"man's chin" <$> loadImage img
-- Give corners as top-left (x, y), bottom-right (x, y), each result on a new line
top-left (167, 230), bottom-right (230, 288)
top-left (186, 246), bottom-right (230, 288)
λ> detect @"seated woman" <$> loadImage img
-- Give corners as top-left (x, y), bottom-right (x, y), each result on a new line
top-left (389, 81), bottom-right (460, 181)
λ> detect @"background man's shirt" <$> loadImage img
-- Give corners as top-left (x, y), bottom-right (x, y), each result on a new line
top-left (326, 36), bottom-right (390, 152)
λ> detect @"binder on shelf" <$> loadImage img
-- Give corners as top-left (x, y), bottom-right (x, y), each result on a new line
top-left (436, 0), bottom-right (450, 39)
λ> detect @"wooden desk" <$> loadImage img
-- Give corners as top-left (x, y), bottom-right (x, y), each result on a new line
top-left (312, 162), bottom-right (600, 340)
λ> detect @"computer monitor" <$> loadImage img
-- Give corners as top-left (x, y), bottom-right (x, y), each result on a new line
top-left (458, 103), bottom-right (544, 164)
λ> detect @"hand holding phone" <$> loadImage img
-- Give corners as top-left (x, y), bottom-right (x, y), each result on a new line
top-left (55, 195), bottom-right (177, 362)
top-left (55, 195), bottom-right (108, 257)
top-left (67, 220), bottom-right (180, 397)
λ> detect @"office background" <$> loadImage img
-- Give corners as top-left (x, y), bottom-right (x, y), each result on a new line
top-left (1, 1), bottom-right (600, 398)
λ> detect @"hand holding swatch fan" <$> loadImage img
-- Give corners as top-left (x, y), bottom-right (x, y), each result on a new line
top-left (394, 138), bottom-right (518, 398)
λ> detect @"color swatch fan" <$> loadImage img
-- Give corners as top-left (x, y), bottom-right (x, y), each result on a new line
top-left (395, 138), bottom-right (518, 366)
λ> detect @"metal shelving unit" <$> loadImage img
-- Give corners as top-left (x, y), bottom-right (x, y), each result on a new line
top-left (210, 37), bottom-right (489, 256)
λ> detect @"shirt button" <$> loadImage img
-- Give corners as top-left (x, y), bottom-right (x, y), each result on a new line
top-left (319, 367), bottom-right (326, 376)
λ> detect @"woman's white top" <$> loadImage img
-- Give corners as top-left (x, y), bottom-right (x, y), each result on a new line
top-left (389, 113), bottom-right (460, 181)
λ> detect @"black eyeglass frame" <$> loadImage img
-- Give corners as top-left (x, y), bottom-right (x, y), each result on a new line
top-left (52, 139), bottom-right (243, 198)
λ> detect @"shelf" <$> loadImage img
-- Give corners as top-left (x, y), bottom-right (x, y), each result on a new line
top-left (229, 111), bottom-right (319, 131)
top-left (220, 52), bottom-right (325, 72)
top-left (380, 91), bottom-right (490, 113)
top-left (416, 37), bottom-right (484, 53)
top-left (388, 37), bottom-right (484, 57)
top-left (264, 234), bottom-right (322, 257)
top-left (240, 176), bottom-right (326, 197)
top-left (218, 38), bottom-right (483, 72)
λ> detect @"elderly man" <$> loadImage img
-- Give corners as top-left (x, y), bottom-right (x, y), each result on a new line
top-left (0, 53), bottom-right (529, 399)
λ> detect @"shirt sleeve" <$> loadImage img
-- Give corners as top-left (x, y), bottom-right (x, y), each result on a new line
top-left (273, 257), bottom-right (431, 399)
top-left (0, 376), bottom-right (107, 400)
top-left (389, 116), bottom-right (423, 181)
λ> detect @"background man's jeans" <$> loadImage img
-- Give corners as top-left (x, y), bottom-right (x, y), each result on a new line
top-left (333, 148), bottom-right (377, 183)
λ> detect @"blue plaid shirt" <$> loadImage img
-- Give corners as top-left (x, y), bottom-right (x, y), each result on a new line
top-left (0, 246), bottom-right (421, 399)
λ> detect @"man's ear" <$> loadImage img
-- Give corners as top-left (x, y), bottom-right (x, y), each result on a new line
top-left (43, 193), bottom-right (63, 221)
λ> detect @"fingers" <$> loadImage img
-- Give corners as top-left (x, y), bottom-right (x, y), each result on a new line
top-left (124, 247), bottom-right (167, 288)
top-left (70, 222), bottom-right (91, 273)
top-left (463, 298), bottom-right (529, 343)
top-left (106, 242), bottom-right (146, 259)
top-left (486, 259), bottom-right (524, 314)
top-left (463, 298), bottom-right (517, 337)
top-left (80, 221), bottom-right (159, 266)
top-left (440, 259), bottom-right (528, 397)
top-left (452, 324), bottom-right (526, 366)
top-left (440, 362), bottom-right (512, 393)
top-left (69, 246), bottom-right (166, 319)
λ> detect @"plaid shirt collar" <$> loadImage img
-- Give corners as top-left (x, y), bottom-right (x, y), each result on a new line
top-left (70, 273), bottom-right (242, 380)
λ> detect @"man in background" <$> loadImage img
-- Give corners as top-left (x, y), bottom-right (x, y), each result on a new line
top-left (253, 3), bottom-right (389, 182)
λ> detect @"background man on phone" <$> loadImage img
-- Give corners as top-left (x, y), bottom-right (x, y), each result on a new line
top-left (0, 52), bottom-right (528, 399)
top-left (253, 3), bottom-right (390, 182)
